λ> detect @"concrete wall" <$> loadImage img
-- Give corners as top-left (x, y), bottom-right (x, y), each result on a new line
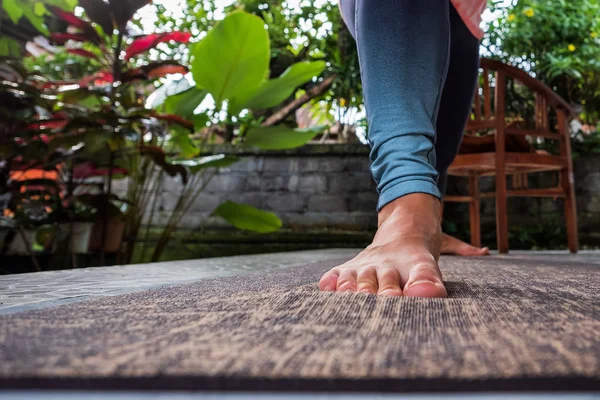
top-left (115, 145), bottom-right (600, 257)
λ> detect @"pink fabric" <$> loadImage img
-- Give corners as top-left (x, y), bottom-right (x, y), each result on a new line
top-left (451, 0), bottom-right (487, 39)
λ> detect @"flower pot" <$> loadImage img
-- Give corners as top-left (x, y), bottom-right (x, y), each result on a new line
top-left (89, 218), bottom-right (126, 253)
top-left (6, 229), bottom-right (38, 255)
top-left (70, 222), bottom-right (94, 254)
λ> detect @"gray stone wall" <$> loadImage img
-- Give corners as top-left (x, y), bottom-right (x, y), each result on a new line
top-left (150, 145), bottom-right (379, 232)
top-left (574, 156), bottom-right (600, 244)
top-left (116, 145), bottom-right (600, 250)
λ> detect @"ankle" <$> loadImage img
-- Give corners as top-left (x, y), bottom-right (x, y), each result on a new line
top-left (378, 193), bottom-right (442, 227)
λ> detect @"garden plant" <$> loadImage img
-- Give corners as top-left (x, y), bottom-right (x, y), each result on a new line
top-left (0, 0), bottom-right (328, 269)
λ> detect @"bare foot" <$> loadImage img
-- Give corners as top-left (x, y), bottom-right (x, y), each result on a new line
top-left (441, 233), bottom-right (490, 256)
top-left (319, 193), bottom-right (447, 298)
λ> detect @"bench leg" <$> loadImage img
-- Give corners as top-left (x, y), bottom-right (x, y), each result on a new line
top-left (563, 171), bottom-right (579, 254)
top-left (557, 109), bottom-right (579, 254)
top-left (494, 72), bottom-right (509, 254)
top-left (495, 172), bottom-right (509, 254)
top-left (468, 175), bottom-right (481, 248)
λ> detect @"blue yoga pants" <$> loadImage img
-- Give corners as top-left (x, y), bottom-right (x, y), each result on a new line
top-left (339, 0), bottom-right (481, 211)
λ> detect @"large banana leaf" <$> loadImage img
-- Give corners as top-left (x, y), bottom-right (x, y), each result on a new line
top-left (191, 11), bottom-right (270, 106)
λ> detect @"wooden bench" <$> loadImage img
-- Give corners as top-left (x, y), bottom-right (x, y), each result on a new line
top-left (446, 58), bottom-right (578, 254)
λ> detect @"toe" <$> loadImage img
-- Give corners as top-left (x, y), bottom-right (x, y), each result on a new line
top-left (463, 244), bottom-right (488, 256)
top-left (356, 267), bottom-right (378, 294)
top-left (376, 267), bottom-right (403, 296)
top-left (403, 263), bottom-right (447, 298)
top-left (336, 268), bottom-right (358, 292)
top-left (318, 269), bottom-right (339, 292)
top-left (404, 281), bottom-right (447, 298)
top-left (441, 234), bottom-right (489, 257)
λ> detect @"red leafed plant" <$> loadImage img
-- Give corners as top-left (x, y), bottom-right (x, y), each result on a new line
top-left (125, 32), bottom-right (192, 60)
top-left (43, 0), bottom-right (196, 264)
top-left (46, 2), bottom-right (191, 84)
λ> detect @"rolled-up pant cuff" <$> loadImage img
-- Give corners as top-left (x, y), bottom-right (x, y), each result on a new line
top-left (377, 179), bottom-right (442, 212)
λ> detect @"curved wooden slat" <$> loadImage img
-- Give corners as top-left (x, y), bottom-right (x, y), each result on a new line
top-left (465, 119), bottom-right (496, 131)
top-left (504, 152), bottom-right (566, 168)
top-left (483, 69), bottom-right (491, 119)
top-left (448, 152), bottom-right (567, 176)
top-left (474, 79), bottom-right (481, 120)
top-left (479, 188), bottom-right (565, 198)
top-left (480, 58), bottom-right (575, 117)
top-left (505, 127), bottom-right (562, 140)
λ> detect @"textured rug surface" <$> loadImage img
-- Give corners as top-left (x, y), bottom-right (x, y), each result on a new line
top-left (1, 256), bottom-right (599, 392)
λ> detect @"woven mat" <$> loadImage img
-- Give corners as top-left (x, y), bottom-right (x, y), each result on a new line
top-left (1, 256), bottom-right (599, 392)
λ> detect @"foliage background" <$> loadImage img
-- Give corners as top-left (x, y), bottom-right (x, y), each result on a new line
top-left (484, 0), bottom-right (600, 123)
top-left (1, 0), bottom-right (599, 269)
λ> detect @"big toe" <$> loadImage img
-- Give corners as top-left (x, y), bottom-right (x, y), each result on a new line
top-left (403, 263), bottom-right (447, 298)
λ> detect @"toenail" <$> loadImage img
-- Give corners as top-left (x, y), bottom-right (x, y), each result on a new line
top-left (406, 279), bottom-right (436, 289)
top-left (379, 289), bottom-right (402, 296)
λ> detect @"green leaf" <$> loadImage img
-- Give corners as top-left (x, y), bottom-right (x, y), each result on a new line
top-left (170, 126), bottom-right (198, 159)
top-left (34, 2), bottom-right (46, 16)
top-left (172, 154), bottom-right (240, 173)
top-left (46, 133), bottom-right (84, 152)
top-left (245, 126), bottom-right (323, 150)
top-left (163, 87), bottom-right (207, 119)
top-left (22, 6), bottom-right (48, 35)
top-left (149, 78), bottom-right (193, 109)
top-left (84, 131), bottom-right (112, 153)
top-left (60, 88), bottom-right (95, 107)
top-left (212, 201), bottom-right (282, 233)
top-left (0, 37), bottom-right (22, 57)
top-left (35, 225), bottom-right (55, 247)
top-left (3, 0), bottom-right (24, 24)
top-left (232, 61), bottom-right (326, 113)
top-left (2, 0), bottom-right (74, 34)
top-left (192, 113), bottom-right (210, 132)
top-left (191, 10), bottom-right (270, 105)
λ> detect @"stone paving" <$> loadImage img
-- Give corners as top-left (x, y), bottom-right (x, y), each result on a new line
top-left (0, 249), bottom-right (358, 313)
top-left (0, 249), bottom-right (598, 314)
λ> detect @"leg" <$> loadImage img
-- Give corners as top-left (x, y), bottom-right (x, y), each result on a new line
top-left (495, 170), bottom-right (509, 253)
top-left (436, 4), bottom-right (489, 256)
top-left (435, 4), bottom-right (480, 198)
top-left (495, 72), bottom-right (509, 254)
top-left (468, 175), bottom-right (482, 248)
top-left (557, 109), bottom-right (579, 253)
top-left (321, 0), bottom-right (451, 298)
top-left (564, 187), bottom-right (579, 254)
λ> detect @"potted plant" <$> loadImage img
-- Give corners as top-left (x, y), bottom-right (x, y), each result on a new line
top-left (5, 168), bottom-right (62, 256)
top-left (67, 198), bottom-right (97, 254)
top-left (0, 216), bottom-right (17, 253)
top-left (8, 3), bottom-right (331, 266)
top-left (87, 196), bottom-right (126, 254)
top-left (6, 211), bottom-right (55, 256)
